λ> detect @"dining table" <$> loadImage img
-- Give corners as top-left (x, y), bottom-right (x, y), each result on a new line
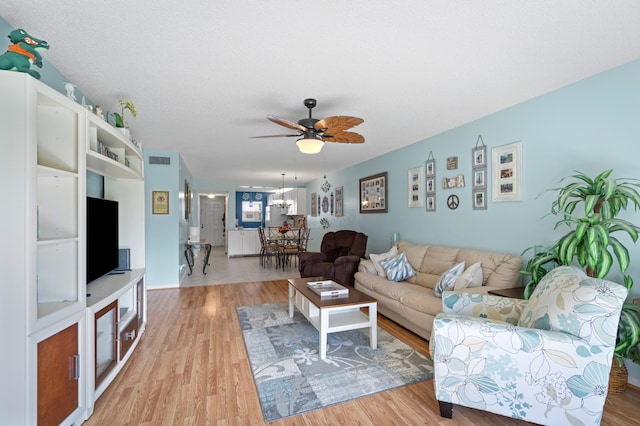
top-left (265, 227), bottom-right (304, 269)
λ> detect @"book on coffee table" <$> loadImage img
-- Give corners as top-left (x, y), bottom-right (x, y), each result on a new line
top-left (306, 280), bottom-right (349, 298)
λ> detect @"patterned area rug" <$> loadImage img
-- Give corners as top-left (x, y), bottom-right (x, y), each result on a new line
top-left (236, 302), bottom-right (434, 422)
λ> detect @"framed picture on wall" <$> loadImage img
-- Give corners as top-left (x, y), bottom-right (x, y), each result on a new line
top-left (408, 166), bottom-right (423, 208)
top-left (359, 172), bottom-right (388, 213)
top-left (184, 180), bottom-right (191, 220)
top-left (492, 141), bottom-right (523, 202)
top-left (335, 186), bottom-right (344, 217)
top-left (311, 192), bottom-right (318, 217)
top-left (473, 189), bottom-right (487, 210)
top-left (152, 190), bottom-right (169, 215)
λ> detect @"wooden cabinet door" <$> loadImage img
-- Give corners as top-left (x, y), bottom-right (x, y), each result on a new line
top-left (37, 323), bottom-right (79, 426)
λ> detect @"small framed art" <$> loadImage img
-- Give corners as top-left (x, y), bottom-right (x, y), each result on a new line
top-left (473, 169), bottom-right (486, 188)
top-left (335, 186), bottom-right (344, 217)
top-left (473, 189), bottom-right (487, 210)
top-left (152, 190), bottom-right (169, 215)
top-left (311, 192), bottom-right (318, 217)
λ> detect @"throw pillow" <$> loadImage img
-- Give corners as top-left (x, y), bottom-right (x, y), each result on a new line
top-left (369, 246), bottom-right (398, 277)
top-left (454, 261), bottom-right (483, 290)
top-left (379, 252), bottom-right (416, 282)
top-left (433, 261), bottom-right (465, 297)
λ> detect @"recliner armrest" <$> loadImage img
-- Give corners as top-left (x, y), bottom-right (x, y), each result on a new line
top-left (333, 255), bottom-right (361, 266)
top-left (298, 251), bottom-right (327, 263)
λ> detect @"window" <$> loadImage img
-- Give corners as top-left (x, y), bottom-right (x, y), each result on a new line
top-left (242, 201), bottom-right (262, 222)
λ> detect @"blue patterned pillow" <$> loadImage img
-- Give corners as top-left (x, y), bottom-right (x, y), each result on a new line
top-left (380, 252), bottom-right (416, 282)
top-left (433, 261), bottom-right (465, 297)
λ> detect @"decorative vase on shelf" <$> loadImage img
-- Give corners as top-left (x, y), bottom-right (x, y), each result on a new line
top-left (117, 127), bottom-right (130, 139)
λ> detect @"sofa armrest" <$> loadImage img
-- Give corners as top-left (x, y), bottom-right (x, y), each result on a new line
top-left (441, 291), bottom-right (528, 324)
top-left (358, 258), bottom-right (377, 274)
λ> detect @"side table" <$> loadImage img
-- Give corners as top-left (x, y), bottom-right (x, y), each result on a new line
top-left (488, 287), bottom-right (525, 299)
top-left (185, 240), bottom-right (212, 275)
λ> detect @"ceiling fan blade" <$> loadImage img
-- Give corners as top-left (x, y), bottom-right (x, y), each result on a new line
top-left (323, 131), bottom-right (365, 144)
top-left (250, 134), bottom-right (300, 138)
top-left (315, 116), bottom-right (364, 133)
top-left (267, 114), bottom-right (307, 132)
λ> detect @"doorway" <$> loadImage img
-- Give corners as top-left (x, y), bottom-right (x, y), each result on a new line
top-left (199, 194), bottom-right (227, 247)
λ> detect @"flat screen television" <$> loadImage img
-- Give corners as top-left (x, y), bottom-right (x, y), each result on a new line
top-left (86, 197), bottom-right (119, 284)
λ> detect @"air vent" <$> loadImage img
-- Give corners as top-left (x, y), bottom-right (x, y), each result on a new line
top-left (148, 156), bottom-right (171, 165)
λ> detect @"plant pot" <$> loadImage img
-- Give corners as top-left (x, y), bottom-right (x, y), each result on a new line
top-left (608, 360), bottom-right (628, 394)
top-left (116, 127), bottom-right (130, 139)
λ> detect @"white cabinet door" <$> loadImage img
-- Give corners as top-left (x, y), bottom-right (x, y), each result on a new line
top-left (227, 230), bottom-right (243, 257)
top-left (242, 230), bottom-right (260, 255)
top-left (228, 230), bottom-right (260, 256)
top-left (294, 188), bottom-right (307, 215)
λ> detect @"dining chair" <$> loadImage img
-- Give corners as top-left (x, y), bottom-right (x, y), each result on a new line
top-left (298, 228), bottom-right (311, 252)
top-left (257, 227), bottom-right (278, 267)
top-left (278, 228), bottom-right (301, 268)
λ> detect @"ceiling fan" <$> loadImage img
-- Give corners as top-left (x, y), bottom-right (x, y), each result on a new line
top-left (251, 98), bottom-right (365, 154)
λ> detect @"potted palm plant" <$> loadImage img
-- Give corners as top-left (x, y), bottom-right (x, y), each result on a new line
top-left (521, 169), bottom-right (640, 392)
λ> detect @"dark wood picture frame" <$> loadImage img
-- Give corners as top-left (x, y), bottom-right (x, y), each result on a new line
top-left (184, 180), bottom-right (191, 220)
top-left (359, 172), bottom-right (388, 213)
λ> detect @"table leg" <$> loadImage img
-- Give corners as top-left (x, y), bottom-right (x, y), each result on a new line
top-left (369, 303), bottom-right (377, 349)
top-left (184, 246), bottom-right (194, 275)
top-left (202, 244), bottom-right (212, 274)
top-left (288, 284), bottom-right (294, 318)
top-left (319, 309), bottom-right (329, 359)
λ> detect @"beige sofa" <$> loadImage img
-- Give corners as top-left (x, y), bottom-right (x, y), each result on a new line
top-left (354, 241), bottom-right (522, 340)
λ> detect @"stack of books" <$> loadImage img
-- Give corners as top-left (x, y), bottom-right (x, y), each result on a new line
top-left (306, 280), bottom-right (349, 298)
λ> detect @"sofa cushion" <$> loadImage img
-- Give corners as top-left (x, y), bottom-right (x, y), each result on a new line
top-left (433, 261), bottom-right (465, 297)
top-left (518, 265), bottom-right (627, 346)
top-left (355, 273), bottom-right (440, 315)
top-left (454, 261), bottom-right (483, 290)
top-left (369, 246), bottom-right (398, 277)
top-left (380, 252), bottom-right (416, 282)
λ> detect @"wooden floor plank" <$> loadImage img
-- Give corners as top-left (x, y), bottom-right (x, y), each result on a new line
top-left (84, 280), bottom-right (640, 425)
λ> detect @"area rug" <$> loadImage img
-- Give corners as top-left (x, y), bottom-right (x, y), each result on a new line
top-left (236, 302), bottom-right (434, 422)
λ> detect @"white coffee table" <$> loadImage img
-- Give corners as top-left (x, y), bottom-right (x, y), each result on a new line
top-left (288, 277), bottom-right (378, 359)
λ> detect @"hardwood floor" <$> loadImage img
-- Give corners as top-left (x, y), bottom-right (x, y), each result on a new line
top-left (84, 280), bottom-right (640, 425)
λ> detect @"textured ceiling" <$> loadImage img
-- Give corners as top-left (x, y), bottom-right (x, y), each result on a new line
top-left (3, 1), bottom-right (640, 188)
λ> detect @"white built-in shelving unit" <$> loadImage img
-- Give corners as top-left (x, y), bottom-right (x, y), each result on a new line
top-left (0, 70), bottom-right (146, 425)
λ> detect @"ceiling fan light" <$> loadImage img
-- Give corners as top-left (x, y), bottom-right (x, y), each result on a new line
top-left (296, 137), bottom-right (324, 154)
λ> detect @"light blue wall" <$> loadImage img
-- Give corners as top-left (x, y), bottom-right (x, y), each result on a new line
top-left (303, 58), bottom-right (640, 383)
top-left (143, 151), bottom-right (193, 288)
top-left (307, 58), bottom-right (640, 287)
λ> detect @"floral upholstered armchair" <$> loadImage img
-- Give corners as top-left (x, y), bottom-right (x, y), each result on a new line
top-left (431, 265), bottom-right (627, 425)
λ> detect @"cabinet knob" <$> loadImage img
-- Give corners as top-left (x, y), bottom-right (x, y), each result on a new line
top-left (125, 330), bottom-right (136, 340)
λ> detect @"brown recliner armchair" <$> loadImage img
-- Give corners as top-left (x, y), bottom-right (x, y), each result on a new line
top-left (298, 230), bottom-right (368, 287)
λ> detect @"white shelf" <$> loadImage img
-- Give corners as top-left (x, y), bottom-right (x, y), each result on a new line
top-left (86, 114), bottom-right (143, 179)
top-left (87, 269), bottom-right (145, 310)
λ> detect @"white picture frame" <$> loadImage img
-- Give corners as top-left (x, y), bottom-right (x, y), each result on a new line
top-left (492, 141), bottom-right (523, 202)
top-left (408, 167), bottom-right (423, 208)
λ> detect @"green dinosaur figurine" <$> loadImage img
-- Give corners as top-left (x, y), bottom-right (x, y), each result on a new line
top-left (0, 29), bottom-right (50, 80)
